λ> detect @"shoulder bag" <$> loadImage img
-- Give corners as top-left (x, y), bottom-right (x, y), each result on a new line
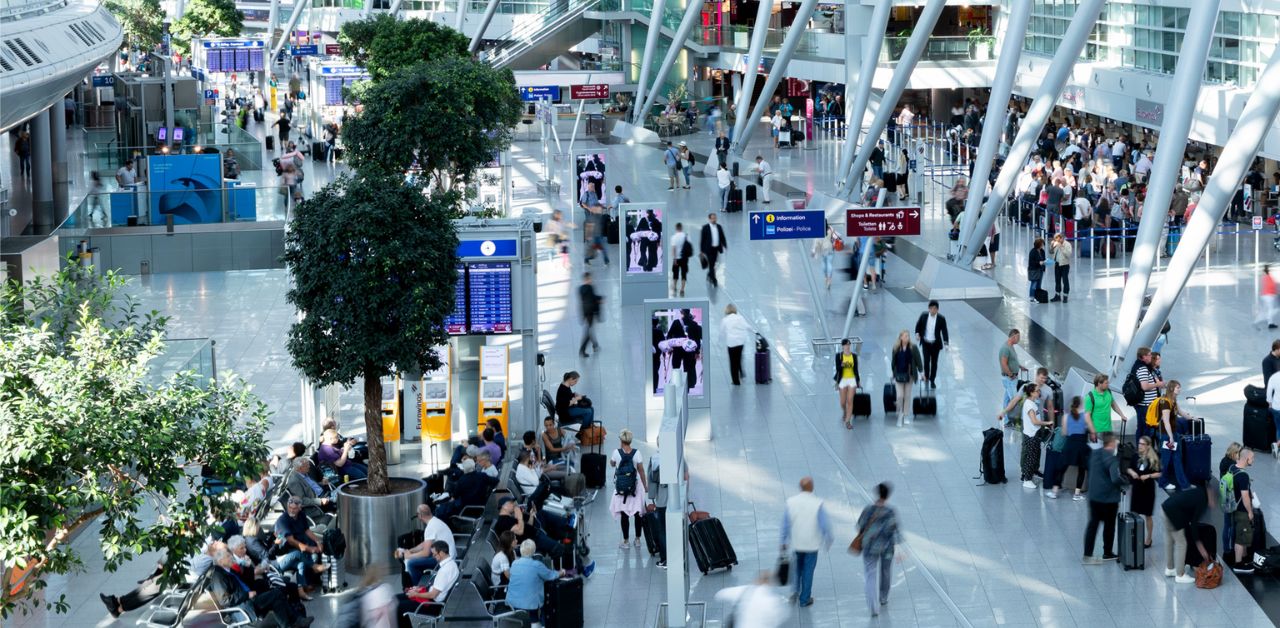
top-left (849, 507), bottom-right (881, 554)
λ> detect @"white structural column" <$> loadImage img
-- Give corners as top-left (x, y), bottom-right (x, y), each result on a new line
top-left (727, 0), bottom-right (774, 146)
top-left (468, 0), bottom-right (503, 52)
top-left (956, 0), bottom-right (1030, 252)
top-left (266, 0), bottom-right (280, 54)
top-left (632, 0), bottom-right (669, 124)
top-left (729, 0), bottom-right (820, 156)
top-left (454, 0), bottom-right (468, 30)
top-left (269, 0), bottom-right (308, 67)
top-left (841, 187), bottom-right (887, 338)
top-left (1108, 0), bottom-right (1221, 374)
top-left (389, 0), bottom-right (404, 17)
top-left (29, 110), bottom-right (53, 231)
top-left (837, 0), bottom-right (945, 192)
top-left (49, 105), bottom-right (68, 222)
top-left (958, 0), bottom-right (1105, 265)
top-left (634, 0), bottom-right (706, 128)
top-left (1130, 51), bottom-right (1280, 370)
top-left (833, 0), bottom-right (891, 193)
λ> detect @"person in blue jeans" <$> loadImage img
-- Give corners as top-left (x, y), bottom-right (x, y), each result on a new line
top-left (273, 498), bottom-right (327, 584)
top-left (781, 477), bottom-right (834, 607)
top-left (1154, 380), bottom-right (1192, 490)
top-left (507, 540), bottom-right (566, 623)
top-left (555, 371), bottom-right (595, 428)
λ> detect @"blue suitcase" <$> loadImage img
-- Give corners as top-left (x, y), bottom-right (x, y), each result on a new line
top-left (1181, 418), bottom-right (1212, 484)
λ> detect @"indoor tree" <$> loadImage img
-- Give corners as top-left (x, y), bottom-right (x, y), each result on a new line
top-left (170, 0), bottom-right (244, 55)
top-left (104, 0), bottom-right (166, 52)
top-left (0, 264), bottom-right (270, 617)
top-left (337, 14), bottom-right (469, 82)
top-left (283, 174), bottom-right (460, 495)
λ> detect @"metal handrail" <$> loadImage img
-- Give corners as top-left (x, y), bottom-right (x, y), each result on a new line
top-left (478, 0), bottom-right (599, 64)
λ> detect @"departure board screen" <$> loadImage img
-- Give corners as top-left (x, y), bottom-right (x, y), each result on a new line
top-left (234, 48), bottom-right (249, 72)
top-left (324, 77), bottom-right (345, 106)
top-left (467, 262), bottom-right (513, 334)
top-left (444, 265), bottom-right (467, 335)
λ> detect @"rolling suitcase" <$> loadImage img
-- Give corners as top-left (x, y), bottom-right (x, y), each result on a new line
top-left (542, 577), bottom-right (584, 628)
top-left (1034, 288), bottom-right (1049, 304)
top-left (1245, 384), bottom-right (1268, 407)
top-left (642, 509), bottom-right (665, 556)
top-left (312, 141), bottom-right (327, 161)
top-left (754, 348), bottom-right (771, 384)
top-left (731, 161), bottom-right (739, 178)
top-left (1186, 523), bottom-right (1216, 568)
top-left (581, 453), bottom-right (607, 489)
top-left (913, 389), bottom-right (938, 416)
top-left (265, 135), bottom-right (275, 150)
top-left (853, 392), bottom-right (872, 418)
top-left (1181, 420), bottom-right (1213, 484)
top-left (1118, 511), bottom-right (1145, 570)
top-left (883, 383), bottom-right (896, 414)
top-left (745, 184), bottom-right (758, 209)
top-left (979, 427), bottom-right (1007, 485)
top-left (606, 217), bottom-right (620, 244)
top-left (1243, 404), bottom-right (1275, 452)
top-left (688, 516), bottom-right (737, 574)
top-left (726, 186), bottom-right (743, 213)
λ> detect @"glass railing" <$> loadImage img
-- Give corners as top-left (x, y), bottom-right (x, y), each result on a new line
top-left (145, 338), bottom-right (217, 388)
top-left (87, 125), bottom-right (263, 174)
top-left (61, 184), bottom-right (290, 233)
top-left (880, 36), bottom-right (995, 63)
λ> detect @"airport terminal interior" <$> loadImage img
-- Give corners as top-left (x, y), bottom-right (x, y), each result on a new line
top-left (5, 0), bottom-right (1280, 626)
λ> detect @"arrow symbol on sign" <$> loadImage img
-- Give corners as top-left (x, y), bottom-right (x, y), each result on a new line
top-left (752, 215), bottom-right (760, 224)
top-left (909, 210), bottom-right (920, 218)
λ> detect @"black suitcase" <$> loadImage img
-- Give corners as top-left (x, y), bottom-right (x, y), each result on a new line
top-left (1245, 384), bottom-right (1269, 407)
top-left (726, 187), bottom-right (744, 213)
top-left (253, 108), bottom-right (264, 122)
top-left (853, 392), bottom-right (872, 418)
top-left (913, 391), bottom-right (937, 416)
top-left (731, 161), bottom-right (739, 178)
top-left (265, 135), bottom-right (275, 150)
top-left (754, 350), bottom-right (771, 384)
top-left (1243, 404), bottom-right (1275, 452)
top-left (542, 577), bottom-right (584, 628)
top-left (1034, 288), bottom-right (1049, 303)
top-left (642, 509), bottom-right (665, 556)
top-left (1251, 509), bottom-right (1269, 559)
top-left (979, 427), bottom-right (1007, 484)
top-left (688, 517), bottom-right (737, 574)
top-left (606, 217), bottom-right (620, 244)
top-left (1187, 523), bottom-right (1216, 568)
top-left (312, 141), bottom-right (327, 161)
top-left (1118, 511), bottom-right (1145, 570)
top-left (883, 383), bottom-right (896, 413)
top-left (745, 184), bottom-right (757, 202)
top-left (581, 453), bottom-right (607, 489)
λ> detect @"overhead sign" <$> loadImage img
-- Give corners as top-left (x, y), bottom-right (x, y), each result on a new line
top-left (91, 75), bottom-right (115, 88)
top-left (325, 43), bottom-right (341, 55)
top-left (290, 44), bottom-right (319, 56)
top-left (749, 210), bottom-right (826, 241)
top-left (846, 206), bottom-right (922, 237)
top-left (320, 66), bottom-right (369, 76)
top-left (570, 84), bottom-right (609, 99)
top-left (519, 85), bottom-right (561, 101)
top-left (457, 239), bottom-right (518, 258)
top-left (202, 39), bottom-right (264, 49)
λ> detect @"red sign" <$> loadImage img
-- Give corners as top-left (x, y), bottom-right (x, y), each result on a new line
top-left (570, 84), bottom-right (609, 99)
top-left (846, 206), bottom-right (922, 237)
top-left (325, 44), bottom-right (341, 55)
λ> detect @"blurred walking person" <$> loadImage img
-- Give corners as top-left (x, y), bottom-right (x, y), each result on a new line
top-left (854, 482), bottom-right (901, 617)
top-left (780, 477), bottom-right (834, 607)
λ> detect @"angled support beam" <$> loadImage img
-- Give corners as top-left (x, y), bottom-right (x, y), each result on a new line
top-left (632, 0), bottom-right (669, 124)
top-left (958, 0), bottom-right (1106, 265)
top-left (841, 188), bottom-right (887, 339)
top-left (730, 0), bottom-right (820, 156)
top-left (269, 0), bottom-right (309, 69)
top-left (833, 0), bottom-right (891, 193)
top-left (455, 0), bottom-right (468, 31)
top-left (634, 0), bottom-right (706, 128)
top-left (1109, 0), bottom-right (1222, 375)
top-left (389, 0), bottom-right (404, 17)
top-left (468, 0), bottom-right (502, 53)
top-left (836, 0), bottom-right (945, 194)
top-left (727, 0), bottom-right (775, 144)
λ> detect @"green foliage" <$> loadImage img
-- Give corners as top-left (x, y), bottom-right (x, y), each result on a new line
top-left (104, 0), bottom-right (166, 51)
top-left (170, 0), bottom-right (244, 55)
top-left (340, 58), bottom-right (523, 192)
top-left (283, 174), bottom-right (459, 494)
top-left (0, 263), bottom-right (270, 617)
top-left (337, 15), bottom-right (469, 82)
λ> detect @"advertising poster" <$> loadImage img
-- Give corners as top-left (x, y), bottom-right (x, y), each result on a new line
top-left (651, 307), bottom-right (704, 397)
top-left (148, 154), bottom-right (224, 224)
top-left (625, 207), bottom-right (664, 274)
top-left (575, 152), bottom-right (606, 206)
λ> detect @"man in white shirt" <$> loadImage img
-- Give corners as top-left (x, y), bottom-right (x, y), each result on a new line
top-left (1266, 369), bottom-right (1280, 458)
top-left (115, 159), bottom-right (136, 187)
top-left (896, 104), bottom-right (914, 138)
top-left (1134, 152), bottom-right (1153, 182)
top-left (670, 223), bottom-right (690, 296)
top-left (753, 155), bottom-right (774, 204)
top-left (396, 542), bottom-right (459, 619)
top-left (714, 574), bottom-right (790, 628)
top-left (716, 162), bottom-right (733, 211)
top-left (396, 504), bottom-right (457, 587)
top-left (1111, 138), bottom-right (1127, 169)
top-left (780, 477), bottom-right (833, 607)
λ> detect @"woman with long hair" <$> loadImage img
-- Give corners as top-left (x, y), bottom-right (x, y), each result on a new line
top-left (834, 339), bottom-right (861, 429)
top-left (1126, 436), bottom-right (1161, 547)
top-left (888, 331), bottom-right (922, 426)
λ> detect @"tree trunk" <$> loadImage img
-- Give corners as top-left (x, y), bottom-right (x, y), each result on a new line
top-left (363, 372), bottom-right (389, 495)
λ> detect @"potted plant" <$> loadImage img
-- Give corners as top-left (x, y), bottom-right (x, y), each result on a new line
top-left (887, 27), bottom-right (912, 60)
top-left (968, 27), bottom-right (995, 61)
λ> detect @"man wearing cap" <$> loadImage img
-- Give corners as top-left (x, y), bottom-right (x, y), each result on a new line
top-left (273, 497), bottom-right (328, 587)
top-left (663, 141), bottom-right (680, 191)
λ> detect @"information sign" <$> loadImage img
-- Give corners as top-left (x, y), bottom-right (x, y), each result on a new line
top-left (91, 75), bottom-right (115, 88)
top-left (570, 84), bottom-right (609, 99)
top-left (846, 206), bottom-right (922, 237)
top-left (748, 210), bottom-right (826, 241)
top-left (519, 85), bottom-right (561, 101)
top-left (325, 43), bottom-right (341, 55)
top-left (290, 44), bottom-right (319, 57)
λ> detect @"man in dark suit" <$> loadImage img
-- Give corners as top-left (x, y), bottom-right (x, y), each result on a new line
top-left (714, 130), bottom-right (731, 167)
top-left (637, 209), bottom-right (662, 272)
top-left (914, 300), bottom-right (949, 389)
top-left (699, 213), bottom-right (727, 286)
top-left (209, 549), bottom-right (309, 627)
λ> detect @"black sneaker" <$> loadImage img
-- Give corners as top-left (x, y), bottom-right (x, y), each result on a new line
top-left (1101, 554), bottom-right (1119, 561)
top-left (1233, 565), bottom-right (1256, 574)
top-left (100, 594), bottom-right (121, 618)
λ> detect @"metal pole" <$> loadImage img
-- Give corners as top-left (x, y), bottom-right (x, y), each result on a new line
top-left (389, 0), bottom-right (403, 17)
top-left (836, 0), bottom-right (945, 194)
top-left (956, 0), bottom-right (1030, 252)
top-left (727, 0), bottom-right (775, 146)
top-left (266, 0), bottom-right (280, 55)
top-left (841, 188), bottom-right (887, 338)
top-left (270, 0), bottom-right (308, 67)
top-left (468, 0), bottom-right (502, 53)
top-left (1129, 50), bottom-right (1280, 374)
top-left (1108, 0), bottom-right (1221, 371)
top-left (958, 0), bottom-right (1105, 266)
top-left (454, 0), bottom-right (468, 31)
top-left (634, 0), bottom-right (706, 128)
top-left (362, 0), bottom-right (374, 18)
top-left (29, 110), bottom-right (53, 232)
top-left (729, 0), bottom-right (820, 157)
top-left (632, 0), bottom-right (669, 124)
top-left (836, 0), bottom-right (891, 189)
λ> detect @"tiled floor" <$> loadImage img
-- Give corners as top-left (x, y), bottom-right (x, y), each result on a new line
top-left (8, 118), bottom-right (1280, 627)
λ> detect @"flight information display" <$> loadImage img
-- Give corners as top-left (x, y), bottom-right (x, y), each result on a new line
top-left (467, 262), bottom-right (513, 334)
top-left (445, 265), bottom-right (467, 334)
top-left (203, 41), bottom-right (265, 73)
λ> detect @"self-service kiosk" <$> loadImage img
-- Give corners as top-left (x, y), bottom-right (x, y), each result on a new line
top-left (421, 346), bottom-right (453, 444)
top-left (478, 345), bottom-right (510, 437)
top-left (381, 375), bottom-right (402, 465)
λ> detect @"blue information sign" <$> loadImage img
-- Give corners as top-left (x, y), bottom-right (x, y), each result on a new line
top-left (748, 210), bottom-right (826, 241)
top-left (519, 85), bottom-right (561, 101)
top-left (456, 239), bottom-right (518, 258)
top-left (91, 75), bottom-right (115, 88)
top-left (290, 44), bottom-right (318, 56)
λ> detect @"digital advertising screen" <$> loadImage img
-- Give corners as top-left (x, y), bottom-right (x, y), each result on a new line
top-left (467, 262), bottom-right (513, 334)
top-left (481, 381), bottom-right (506, 401)
top-left (575, 152), bottom-right (605, 206)
top-left (445, 264), bottom-right (467, 335)
top-left (423, 382), bottom-right (448, 401)
top-left (625, 207), bottom-right (664, 275)
top-left (651, 307), bottom-right (704, 398)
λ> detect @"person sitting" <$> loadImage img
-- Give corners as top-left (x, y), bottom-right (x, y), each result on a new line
top-left (273, 497), bottom-right (328, 589)
top-left (270, 441), bottom-right (307, 475)
top-left (490, 531), bottom-right (518, 587)
top-left (480, 428), bottom-right (504, 467)
top-left (476, 450), bottom-right (499, 479)
top-left (541, 417), bottom-right (576, 466)
top-left (555, 371), bottom-right (595, 428)
top-left (485, 418), bottom-right (508, 460)
top-left (98, 543), bottom-right (222, 618)
top-left (506, 540), bottom-right (566, 625)
top-left (317, 429), bottom-right (368, 481)
top-left (209, 548), bottom-right (313, 627)
top-left (433, 459), bottom-right (498, 520)
top-left (284, 458), bottom-right (334, 521)
top-left (493, 497), bottom-right (574, 559)
top-left (321, 417), bottom-right (367, 462)
top-left (395, 504), bottom-right (457, 587)
top-left (395, 541), bottom-right (460, 627)
top-left (227, 534), bottom-right (306, 603)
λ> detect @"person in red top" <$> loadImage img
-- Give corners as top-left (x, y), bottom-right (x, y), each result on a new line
top-left (1256, 264), bottom-right (1278, 330)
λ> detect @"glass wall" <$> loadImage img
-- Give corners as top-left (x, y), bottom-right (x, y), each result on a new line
top-left (1025, 0), bottom-right (1279, 87)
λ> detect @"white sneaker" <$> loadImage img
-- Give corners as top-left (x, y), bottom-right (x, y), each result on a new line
top-left (1174, 574), bottom-right (1196, 584)
top-left (1164, 484), bottom-right (1178, 491)
top-left (1072, 493), bottom-right (1086, 502)
top-left (1164, 568), bottom-right (1177, 577)
top-left (1046, 490), bottom-right (1059, 499)
top-left (619, 541), bottom-right (630, 549)
top-left (1022, 480), bottom-right (1037, 489)
top-left (1272, 442), bottom-right (1278, 459)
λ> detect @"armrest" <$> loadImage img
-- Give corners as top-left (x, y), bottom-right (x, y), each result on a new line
top-left (212, 605), bottom-right (253, 625)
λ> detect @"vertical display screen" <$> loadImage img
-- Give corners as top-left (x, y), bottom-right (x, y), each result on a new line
top-left (467, 262), bottom-right (513, 334)
top-left (324, 77), bottom-right (345, 106)
top-left (234, 48), bottom-right (250, 72)
top-left (445, 265), bottom-right (467, 334)
top-left (651, 307), bottom-right (704, 397)
top-left (248, 48), bottom-right (264, 71)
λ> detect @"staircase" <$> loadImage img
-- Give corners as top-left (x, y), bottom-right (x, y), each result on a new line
top-left (477, 0), bottom-right (601, 71)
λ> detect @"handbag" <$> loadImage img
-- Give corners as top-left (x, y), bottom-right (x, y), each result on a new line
top-left (1034, 426), bottom-right (1053, 443)
top-left (849, 507), bottom-right (881, 554)
top-left (1050, 427), bottom-right (1068, 453)
top-left (775, 553), bottom-right (791, 586)
top-left (699, 253), bottom-right (709, 269)
top-left (1195, 561), bottom-right (1222, 589)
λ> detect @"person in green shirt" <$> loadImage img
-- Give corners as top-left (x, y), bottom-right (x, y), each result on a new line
top-left (998, 330), bottom-right (1023, 426)
top-left (1084, 373), bottom-right (1128, 437)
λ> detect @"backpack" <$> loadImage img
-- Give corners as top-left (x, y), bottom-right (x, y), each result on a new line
top-left (1145, 400), bottom-right (1162, 427)
top-left (1219, 470), bottom-right (1240, 513)
top-left (323, 526), bottom-right (347, 558)
top-left (614, 449), bottom-right (638, 497)
top-left (680, 240), bottom-right (693, 260)
top-left (1122, 369), bottom-right (1144, 406)
top-left (648, 461), bottom-right (660, 487)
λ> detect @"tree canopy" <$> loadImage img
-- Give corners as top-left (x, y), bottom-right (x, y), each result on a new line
top-left (104, 0), bottom-right (166, 52)
top-left (283, 174), bottom-right (459, 494)
top-left (337, 14), bottom-right (470, 82)
top-left (340, 57), bottom-right (523, 192)
top-left (170, 0), bottom-right (244, 55)
top-left (0, 264), bottom-right (270, 617)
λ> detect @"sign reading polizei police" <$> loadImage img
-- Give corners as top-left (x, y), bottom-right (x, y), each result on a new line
top-left (749, 210), bottom-right (826, 241)
top-left (845, 206), bottom-right (922, 237)
top-left (519, 85), bottom-right (561, 101)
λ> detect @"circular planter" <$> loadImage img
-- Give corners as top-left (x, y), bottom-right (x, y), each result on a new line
top-left (337, 477), bottom-right (426, 576)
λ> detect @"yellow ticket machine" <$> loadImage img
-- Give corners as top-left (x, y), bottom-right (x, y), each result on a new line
top-left (421, 346), bottom-right (453, 444)
top-left (381, 375), bottom-right (401, 465)
top-left (478, 345), bottom-right (510, 437)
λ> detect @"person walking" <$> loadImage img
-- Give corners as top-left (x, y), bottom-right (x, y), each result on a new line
top-left (586, 202), bottom-right (612, 267)
top-left (13, 129), bottom-right (31, 178)
top-left (1256, 264), bottom-right (1279, 330)
top-left (663, 141), bottom-right (681, 191)
top-left (1161, 482), bottom-right (1215, 583)
top-left (999, 329), bottom-right (1024, 427)
top-left (753, 156), bottom-right (774, 204)
top-left (272, 111), bottom-right (291, 148)
top-left (670, 222), bottom-right (692, 296)
top-left (721, 304), bottom-right (751, 386)
top-left (855, 482), bottom-right (901, 617)
top-left (577, 272), bottom-right (602, 358)
top-left (678, 142), bottom-right (694, 189)
top-left (812, 227), bottom-right (836, 290)
top-left (889, 331), bottom-right (923, 426)
top-left (869, 141), bottom-right (885, 181)
top-left (714, 572), bottom-right (790, 627)
top-left (914, 301), bottom-right (949, 389)
top-left (699, 213), bottom-right (727, 286)
top-left (717, 162), bottom-right (732, 211)
top-left (1028, 238), bottom-right (1046, 301)
top-left (715, 130), bottom-right (731, 167)
top-left (1046, 396), bottom-right (1095, 500)
top-left (1082, 433), bottom-right (1126, 564)
top-left (1126, 436), bottom-right (1161, 547)
top-left (1049, 232), bottom-right (1072, 302)
top-left (780, 477), bottom-right (833, 608)
top-left (835, 338), bottom-right (861, 429)
top-left (610, 429), bottom-right (648, 550)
